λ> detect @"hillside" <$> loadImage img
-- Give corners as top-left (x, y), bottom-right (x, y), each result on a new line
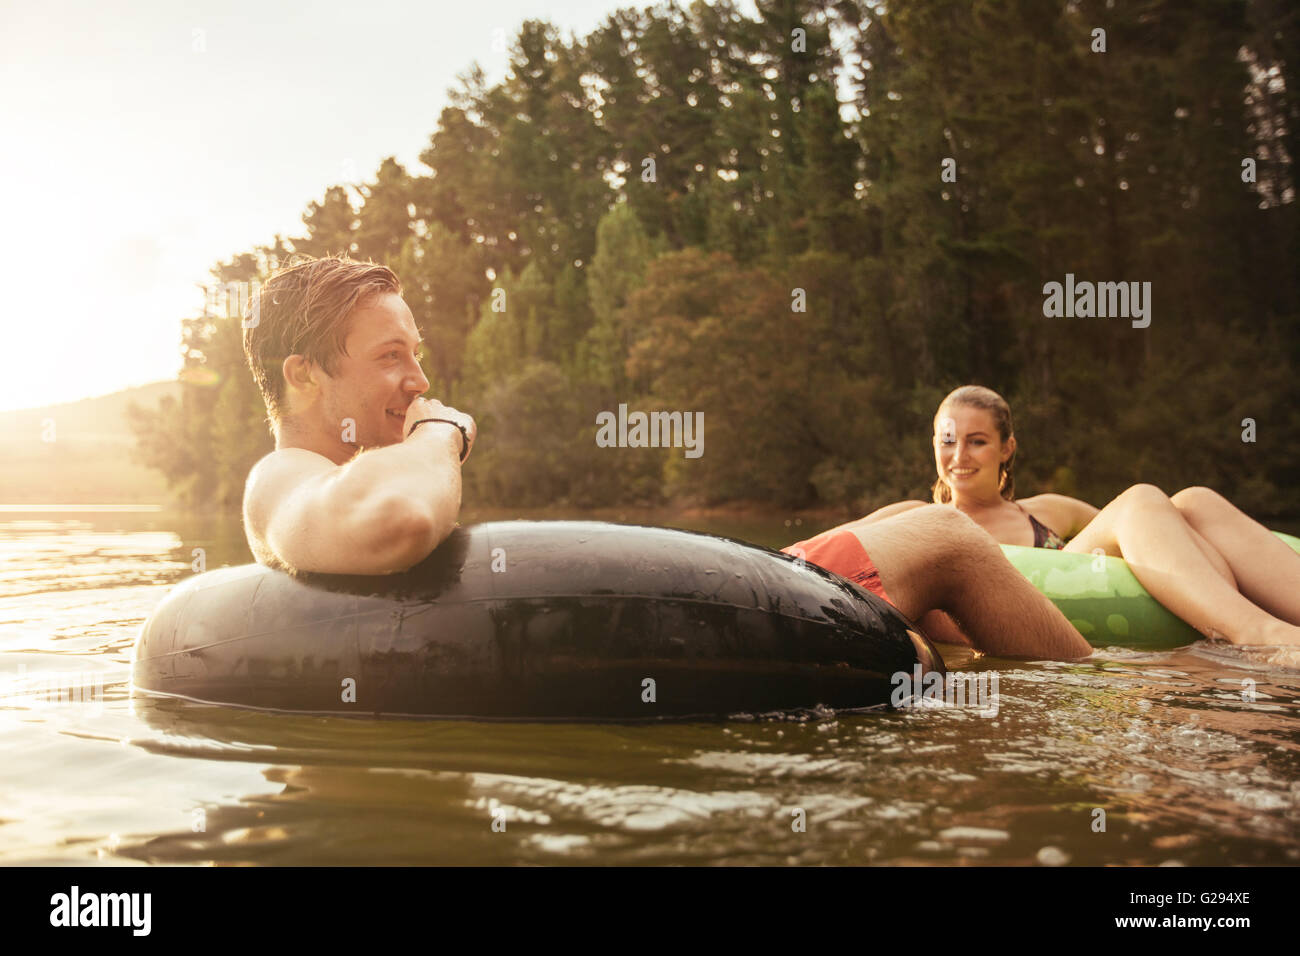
top-left (0, 382), bottom-right (182, 505)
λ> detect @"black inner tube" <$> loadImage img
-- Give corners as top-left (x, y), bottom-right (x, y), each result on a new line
top-left (133, 521), bottom-right (942, 719)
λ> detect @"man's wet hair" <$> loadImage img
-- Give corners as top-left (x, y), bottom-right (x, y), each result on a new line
top-left (242, 254), bottom-right (401, 433)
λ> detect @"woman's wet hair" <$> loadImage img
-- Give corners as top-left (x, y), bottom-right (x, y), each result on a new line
top-left (931, 385), bottom-right (1016, 503)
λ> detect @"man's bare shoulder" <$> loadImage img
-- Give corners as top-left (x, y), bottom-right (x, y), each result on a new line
top-left (243, 448), bottom-right (337, 566)
top-left (244, 448), bottom-right (335, 510)
top-left (247, 446), bottom-right (335, 481)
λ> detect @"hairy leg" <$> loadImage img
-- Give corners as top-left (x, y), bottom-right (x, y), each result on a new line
top-left (917, 610), bottom-right (973, 648)
top-left (850, 505), bottom-right (1092, 660)
top-left (1064, 484), bottom-right (1300, 646)
top-left (1171, 486), bottom-right (1300, 626)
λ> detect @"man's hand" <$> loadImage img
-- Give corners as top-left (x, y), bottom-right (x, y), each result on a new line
top-left (403, 397), bottom-right (477, 463)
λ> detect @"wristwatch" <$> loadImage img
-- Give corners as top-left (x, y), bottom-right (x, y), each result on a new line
top-left (407, 418), bottom-right (470, 462)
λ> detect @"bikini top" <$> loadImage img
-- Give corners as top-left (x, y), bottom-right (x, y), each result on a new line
top-left (1015, 502), bottom-right (1066, 549)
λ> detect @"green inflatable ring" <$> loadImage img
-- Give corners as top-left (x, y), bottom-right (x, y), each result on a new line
top-left (999, 531), bottom-right (1300, 649)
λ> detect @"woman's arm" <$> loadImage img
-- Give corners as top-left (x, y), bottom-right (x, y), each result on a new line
top-left (1019, 493), bottom-right (1100, 539)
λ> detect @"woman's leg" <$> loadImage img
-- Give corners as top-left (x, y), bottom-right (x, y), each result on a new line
top-left (1171, 486), bottom-right (1300, 626)
top-left (1064, 484), bottom-right (1300, 646)
top-left (850, 505), bottom-right (1093, 660)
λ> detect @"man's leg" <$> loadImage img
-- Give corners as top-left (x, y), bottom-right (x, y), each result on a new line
top-left (846, 505), bottom-right (1093, 660)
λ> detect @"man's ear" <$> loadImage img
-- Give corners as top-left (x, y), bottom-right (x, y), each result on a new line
top-left (282, 355), bottom-right (318, 402)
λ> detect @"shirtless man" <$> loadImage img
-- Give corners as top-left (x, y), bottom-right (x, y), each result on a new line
top-left (240, 255), bottom-right (476, 576)
top-left (238, 255), bottom-right (1089, 661)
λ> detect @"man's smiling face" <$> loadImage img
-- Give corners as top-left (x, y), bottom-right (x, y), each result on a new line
top-left (309, 291), bottom-right (429, 455)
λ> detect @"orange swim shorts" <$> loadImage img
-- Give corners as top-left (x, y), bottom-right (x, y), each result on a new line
top-left (781, 528), bottom-right (894, 606)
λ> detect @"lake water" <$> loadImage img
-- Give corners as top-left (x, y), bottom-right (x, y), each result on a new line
top-left (2, 506), bottom-right (1298, 865)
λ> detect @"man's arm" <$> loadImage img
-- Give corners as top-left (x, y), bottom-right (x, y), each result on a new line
top-left (245, 406), bottom-right (472, 575)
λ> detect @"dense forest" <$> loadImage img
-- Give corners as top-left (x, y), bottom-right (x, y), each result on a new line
top-left (128, 0), bottom-right (1300, 516)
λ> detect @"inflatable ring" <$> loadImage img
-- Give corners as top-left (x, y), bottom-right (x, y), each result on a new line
top-left (133, 521), bottom-right (941, 719)
top-left (1001, 531), bottom-right (1300, 649)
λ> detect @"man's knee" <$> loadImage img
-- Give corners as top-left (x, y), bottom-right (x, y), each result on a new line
top-left (901, 503), bottom-right (979, 533)
top-left (897, 504), bottom-right (997, 566)
top-left (927, 503), bottom-right (993, 542)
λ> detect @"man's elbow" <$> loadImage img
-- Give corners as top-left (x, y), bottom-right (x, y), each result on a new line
top-left (372, 495), bottom-right (460, 573)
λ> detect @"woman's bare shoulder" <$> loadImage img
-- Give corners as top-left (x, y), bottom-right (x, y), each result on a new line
top-left (1017, 492), bottom-right (1082, 508)
top-left (1017, 493), bottom-right (1096, 534)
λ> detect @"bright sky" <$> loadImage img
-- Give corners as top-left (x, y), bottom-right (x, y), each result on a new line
top-left (0, 0), bottom-right (653, 412)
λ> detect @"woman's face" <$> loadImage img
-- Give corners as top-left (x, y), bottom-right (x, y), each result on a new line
top-left (933, 403), bottom-right (1014, 498)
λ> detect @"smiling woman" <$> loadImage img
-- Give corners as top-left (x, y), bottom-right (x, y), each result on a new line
top-left (858, 385), bottom-right (1300, 649)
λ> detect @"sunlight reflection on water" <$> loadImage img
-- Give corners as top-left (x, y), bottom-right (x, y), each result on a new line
top-left (1, 509), bottom-right (1298, 865)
